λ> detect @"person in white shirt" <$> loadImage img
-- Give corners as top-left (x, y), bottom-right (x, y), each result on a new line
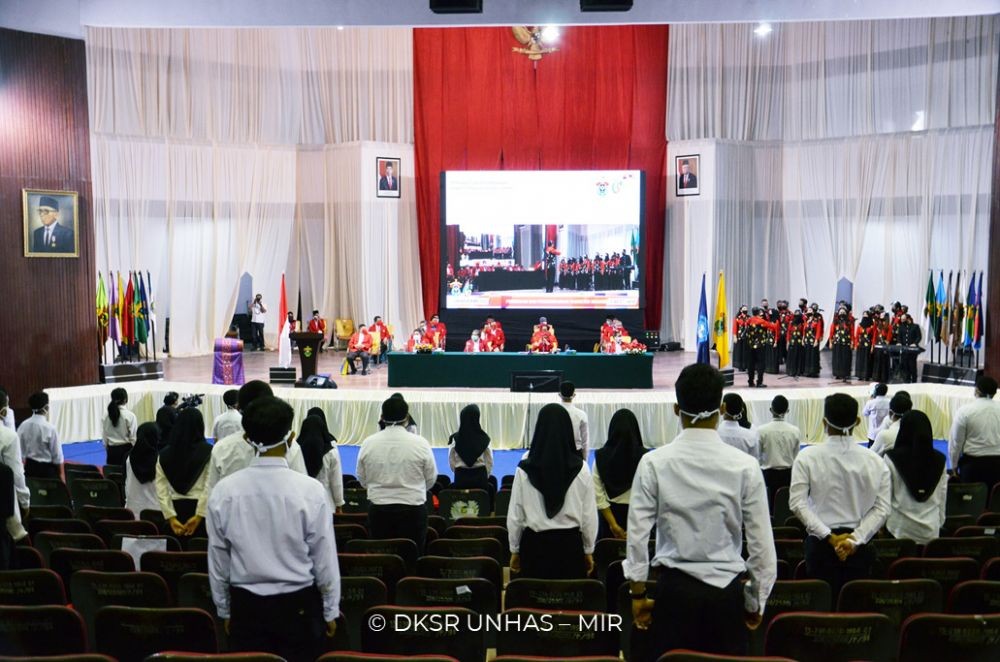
top-left (0, 388), bottom-right (15, 431)
top-left (862, 383), bottom-right (891, 446)
top-left (448, 404), bottom-right (493, 493)
top-left (199, 381), bottom-right (308, 516)
top-left (212, 390), bottom-right (243, 441)
top-left (559, 381), bottom-right (589, 460)
top-left (357, 397), bottom-right (437, 552)
top-left (790, 393), bottom-right (890, 598)
top-left (156, 408), bottom-right (213, 538)
top-left (625, 363), bottom-right (775, 658)
top-left (124, 423), bottom-right (162, 516)
top-left (871, 393), bottom-right (912, 457)
top-left (248, 293), bottom-right (267, 351)
top-left (884, 410), bottom-right (947, 545)
top-left (18, 392), bottom-right (62, 480)
top-left (949, 375), bottom-right (1000, 488)
top-left (593, 408), bottom-right (647, 540)
top-left (757, 395), bottom-right (801, 504)
top-left (102, 387), bottom-right (137, 467)
top-left (0, 391), bottom-right (29, 544)
top-left (717, 393), bottom-right (761, 461)
top-left (508, 403), bottom-right (598, 579)
top-left (207, 396), bottom-right (339, 660)
top-left (298, 410), bottom-right (344, 513)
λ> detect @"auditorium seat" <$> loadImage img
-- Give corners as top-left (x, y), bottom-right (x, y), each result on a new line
top-left (34, 532), bottom-right (106, 566)
top-left (836, 579), bottom-right (942, 628)
top-left (0, 605), bottom-right (87, 656)
top-left (497, 609), bottom-right (619, 658)
top-left (942, 515), bottom-right (976, 535)
top-left (68, 463), bottom-right (103, 475)
top-left (1, 655), bottom-right (116, 662)
top-left (415, 556), bottom-right (503, 605)
top-left (776, 559), bottom-right (792, 581)
top-left (175, 572), bottom-right (226, 647)
top-left (78, 505), bottom-right (135, 529)
top-left (338, 553), bottom-right (407, 602)
top-left (343, 488), bottom-right (370, 513)
top-left (334, 512), bottom-right (368, 528)
top-left (764, 612), bottom-right (895, 662)
top-left (495, 658), bottom-right (623, 662)
top-left (49, 549), bottom-right (135, 588)
top-left (140, 508), bottom-right (169, 534)
top-left (337, 576), bottom-right (388, 651)
top-left (500, 475), bottom-right (515, 490)
top-left (319, 653), bottom-right (460, 662)
top-left (428, 515), bottom-right (449, 536)
top-left (110, 533), bottom-right (183, 553)
top-left (69, 479), bottom-right (123, 510)
top-left (335, 523), bottom-right (370, 548)
top-left (428, 537), bottom-right (504, 568)
top-left (444, 525), bottom-right (510, 564)
top-left (95, 606), bottom-right (218, 659)
top-left (748, 580), bottom-right (832, 655)
top-left (981, 557), bottom-right (1000, 580)
top-left (773, 539), bottom-right (806, 566)
top-left (887, 557), bottom-right (980, 595)
top-left (924, 536), bottom-right (1000, 564)
top-left (946, 580), bottom-right (1000, 614)
top-left (26, 478), bottom-right (72, 509)
top-left (361, 606), bottom-right (484, 662)
top-left (438, 489), bottom-right (490, 522)
top-left (14, 545), bottom-right (44, 569)
top-left (27, 517), bottom-right (92, 538)
top-left (345, 538), bottom-right (418, 573)
top-left (947, 482), bottom-right (989, 519)
top-left (657, 653), bottom-right (796, 662)
top-left (185, 537), bottom-right (210, 552)
top-left (396, 577), bottom-right (497, 617)
top-left (140, 551), bottom-right (209, 597)
top-left (771, 526), bottom-right (804, 540)
top-left (454, 515), bottom-right (508, 529)
top-left (977, 512), bottom-right (1000, 526)
top-left (593, 538), bottom-right (626, 584)
top-left (28, 505), bottom-right (74, 520)
top-left (0, 569), bottom-right (67, 606)
top-left (70, 570), bottom-right (170, 646)
top-left (604, 560), bottom-right (625, 613)
top-left (870, 537), bottom-right (920, 578)
top-left (95, 518), bottom-right (158, 545)
top-left (505, 578), bottom-right (605, 612)
top-left (955, 525), bottom-right (1000, 538)
top-left (771, 487), bottom-right (791, 524)
top-left (147, 654), bottom-right (285, 661)
top-left (898, 613), bottom-right (1000, 662)
top-left (495, 489), bottom-right (512, 517)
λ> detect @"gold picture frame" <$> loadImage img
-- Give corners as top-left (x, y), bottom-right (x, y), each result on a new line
top-left (23, 188), bottom-right (80, 258)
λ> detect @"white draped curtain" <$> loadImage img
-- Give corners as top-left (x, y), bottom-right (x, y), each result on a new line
top-left (87, 27), bottom-right (420, 356)
top-left (664, 16), bottom-right (998, 346)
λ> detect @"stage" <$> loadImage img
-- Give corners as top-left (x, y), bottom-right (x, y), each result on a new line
top-left (48, 348), bottom-right (971, 450)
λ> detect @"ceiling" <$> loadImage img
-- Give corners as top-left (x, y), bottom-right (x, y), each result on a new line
top-left (2, 0), bottom-right (998, 40)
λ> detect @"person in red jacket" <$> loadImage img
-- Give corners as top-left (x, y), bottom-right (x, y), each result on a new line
top-left (482, 316), bottom-right (505, 352)
top-left (369, 316), bottom-right (392, 362)
top-left (464, 329), bottom-right (487, 353)
top-left (427, 314), bottom-right (447, 350)
top-left (307, 310), bottom-right (326, 352)
top-left (347, 326), bottom-right (373, 375)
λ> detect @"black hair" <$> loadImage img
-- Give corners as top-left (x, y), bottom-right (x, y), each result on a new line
top-left (222, 389), bottom-right (239, 408)
top-left (824, 393), bottom-right (859, 431)
top-left (675, 364), bottom-right (724, 419)
top-left (28, 392), bottom-right (49, 412)
top-left (237, 380), bottom-right (274, 411)
top-left (874, 383), bottom-right (889, 397)
top-left (723, 393), bottom-right (745, 419)
top-left (0, 389), bottom-right (8, 410)
top-left (559, 381), bottom-right (576, 399)
top-left (242, 396), bottom-right (294, 445)
top-left (771, 395), bottom-right (789, 416)
top-left (164, 392), bottom-right (180, 406)
top-left (312, 309), bottom-right (320, 315)
top-left (889, 393), bottom-right (913, 417)
top-left (381, 396), bottom-right (409, 424)
top-left (977, 376), bottom-right (998, 398)
top-left (108, 387), bottom-right (128, 427)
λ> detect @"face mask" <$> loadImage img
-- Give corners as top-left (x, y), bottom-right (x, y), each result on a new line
top-left (248, 431), bottom-right (292, 455)
top-left (823, 417), bottom-right (854, 435)
top-left (680, 408), bottom-right (720, 423)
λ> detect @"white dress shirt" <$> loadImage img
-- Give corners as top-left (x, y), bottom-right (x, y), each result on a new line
top-left (125, 461), bottom-right (161, 515)
top-left (789, 436), bottom-right (891, 544)
top-left (623, 427), bottom-right (776, 614)
top-left (212, 409), bottom-right (243, 442)
top-left (862, 396), bottom-right (891, 440)
top-left (884, 457), bottom-right (947, 545)
top-left (507, 464), bottom-right (599, 554)
top-left (871, 420), bottom-right (901, 457)
top-left (561, 402), bottom-right (590, 459)
top-left (250, 302), bottom-right (266, 324)
top-left (949, 397), bottom-right (1000, 468)
top-left (717, 420), bottom-right (761, 461)
top-left (18, 414), bottom-right (62, 464)
top-left (317, 447), bottom-right (345, 508)
top-left (357, 425), bottom-right (437, 506)
top-left (155, 459), bottom-right (211, 520)
top-left (207, 457), bottom-right (340, 621)
top-left (757, 419), bottom-right (802, 469)
top-left (1, 426), bottom-right (29, 540)
top-left (2, 406), bottom-right (14, 430)
top-left (448, 447), bottom-right (494, 473)
top-left (592, 461), bottom-right (631, 510)
top-left (102, 407), bottom-right (138, 448)
top-left (199, 431), bottom-right (308, 514)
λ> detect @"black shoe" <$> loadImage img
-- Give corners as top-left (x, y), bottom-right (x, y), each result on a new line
top-left (362, 370), bottom-right (369, 376)
top-left (757, 383), bottom-right (767, 388)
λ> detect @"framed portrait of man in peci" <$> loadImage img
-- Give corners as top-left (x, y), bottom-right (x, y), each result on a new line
top-left (376, 157), bottom-right (401, 199)
top-left (675, 155), bottom-right (700, 197)
top-left (23, 189), bottom-right (79, 258)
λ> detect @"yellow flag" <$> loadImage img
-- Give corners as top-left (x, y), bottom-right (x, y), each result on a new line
top-left (713, 271), bottom-right (730, 368)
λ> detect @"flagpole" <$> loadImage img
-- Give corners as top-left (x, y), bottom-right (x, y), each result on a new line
top-left (148, 270), bottom-right (157, 362)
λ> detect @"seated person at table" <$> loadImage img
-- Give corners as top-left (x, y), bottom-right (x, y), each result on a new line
top-left (307, 310), bottom-right (327, 352)
top-left (600, 315), bottom-right (615, 352)
top-left (603, 325), bottom-right (632, 354)
top-left (464, 329), bottom-right (487, 353)
top-left (427, 314), bottom-right (447, 349)
top-left (529, 318), bottom-right (558, 353)
top-left (483, 316), bottom-right (505, 351)
top-left (405, 329), bottom-right (426, 353)
top-left (347, 325), bottom-right (372, 375)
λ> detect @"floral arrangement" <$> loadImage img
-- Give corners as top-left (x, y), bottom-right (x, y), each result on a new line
top-left (414, 343), bottom-right (435, 354)
top-left (623, 340), bottom-right (647, 355)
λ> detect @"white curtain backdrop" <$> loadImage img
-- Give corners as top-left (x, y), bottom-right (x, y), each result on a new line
top-left (664, 16), bottom-right (998, 346)
top-left (87, 27), bottom-right (419, 356)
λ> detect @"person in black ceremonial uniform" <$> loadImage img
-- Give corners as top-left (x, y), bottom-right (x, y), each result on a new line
top-left (855, 311), bottom-right (875, 381)
top-left (733, 306), bottom-right (750, 372)
top-left (893, 313), bottom-right (923, 383)
top-left (828, 306), bottom-right (855, 383)
top-left (785, 312), bottom-right (805, 378)
top-left (745, 308), bottom-right (776, 388)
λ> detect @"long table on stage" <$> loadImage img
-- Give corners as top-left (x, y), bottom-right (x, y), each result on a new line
top-left (386, 351), bottom-right (654, 389)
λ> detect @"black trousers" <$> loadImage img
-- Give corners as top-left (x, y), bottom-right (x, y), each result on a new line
top-left (230, 585), bottom-right (326, 661)
top-left (804, 531), bottom-right (876, 600)
top-left (368, 502), bottom-right (428, 553)
top-left (519, 527), bottom-right (586, 580)
top-left (958, 455), bottom-right (1000, 491)
top-left (347, 351), bottom-right (370, 373)
top-left (746, 347), bottom-right (765, 386)
top-left (545, 266), bottom-right (555, 293)
top-left (597, 502), bottom-right (630, 540)
top-left (104, 444), bottom-right (131, 468)
top-left (762, 467), bottom-right (792, 509)
top-left (24, 459), bottom-right (60, 480)
top-left (643, 568), bottom-right (747, 662)
top-left (250, 322), bottom-right (265, 350)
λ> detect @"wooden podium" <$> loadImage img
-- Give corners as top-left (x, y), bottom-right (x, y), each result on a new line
top-left (289, 332), bottom-right (324, 380)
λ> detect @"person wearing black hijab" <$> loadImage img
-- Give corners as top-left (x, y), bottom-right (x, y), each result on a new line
top-left (156, 408), bottom-right (213, 537)
top-left (507, 403), bottom-right (598, 580)
top-left (299, 414), bottom-right (344, 513)
top-left (125, 422), bottom-right (162, 516)
top-left (448, 404), bottom-right (493, 493)
top-left (884, 410), bottom-right (947, 545)
top-left (593, 409), bottom-right (646, 540)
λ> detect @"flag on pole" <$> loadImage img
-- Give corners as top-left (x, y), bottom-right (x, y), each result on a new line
top-left (940, 271), bottom-right (953, 346)
top-left (135, 272), bottom-right (149, 344)
top-left (974, 271), bottom-right (984, 350)
top-left (923, 271), bottom-right (937, 340)
top-left (96, 273), bottom-right (109, 344)
top-left (964, 271), bottom-right (976, 348)
top-left (109, 273), bottom-right (120, 344)
top-left (935, 271), bottom-right (947, 344)
top-left (278, 273), bottom-right (289, 335)
top-left (146, 270), bottom-right (156, 336)
top-left (713, 271), bottom-right (730, 368)
top-left (951, 271), bottom-right (965, 350)
top-left (696, 274), bottom-right (710, 364)
top-left (121, 273), bottom-right (135, 344)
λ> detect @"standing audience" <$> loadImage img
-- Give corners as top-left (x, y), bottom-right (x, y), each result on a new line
top-left (949, 375), bottom-right (1000, 488)
top-left (558, 381), bottom-right (590, 460)
top-left (862, 383), bottom-right (891, 446)
top-left (757, 395), bottom-right (801, 503)
top-left (884, 410), bottom-right (947, 545)
top-left (717, 393), bottom-right (760, 460)
top-left (0, 390), bottom-right (28, 545)
top-left (593, 408), bottom-right (646, 540)
top-left (102, 387), bottom-right (137, 467)
top-left (125, 423), bottom-right (162, 515)
top-left (212, 390), bottom-right (242, 441)
top-left (299, 412), bottom-right (344, 513)
top-left (871, 393), bottom-right (912, 457)
top-left (157, 409), bottom-right (212, 537)
top-left (18, 392), bottom-right (62, 480)
top-left (448, 404), bottom-right (493, 492)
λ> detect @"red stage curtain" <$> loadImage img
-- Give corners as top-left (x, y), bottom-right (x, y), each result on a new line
top-left (414, 25), bottom-right (668, 329)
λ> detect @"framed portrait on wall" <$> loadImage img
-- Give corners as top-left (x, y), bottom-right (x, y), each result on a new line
top-left (23, 189), bottom-right (79, 258)
top-left (376, 157), bottom-right (401, 199)
top-left (675, 154), bottom-right (700, 197)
